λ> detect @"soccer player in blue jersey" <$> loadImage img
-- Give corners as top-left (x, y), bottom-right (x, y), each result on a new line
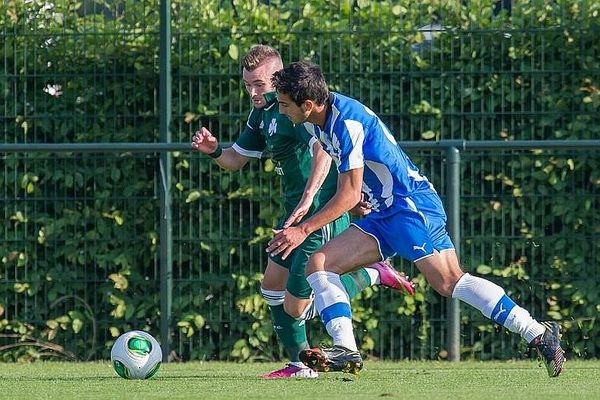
top-left (269, 61), bottom-right (565, 377)
top-left (192, 46), bottom-right (413, 378)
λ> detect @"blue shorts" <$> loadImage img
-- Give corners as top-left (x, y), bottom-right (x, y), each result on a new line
top-left (352, 190), bottom-right (455, 262)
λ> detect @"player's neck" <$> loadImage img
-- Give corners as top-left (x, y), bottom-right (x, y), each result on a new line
top-left (311, 106), bottom-right (328, 129)
top-left (311, 94), bottom-right (332, 129)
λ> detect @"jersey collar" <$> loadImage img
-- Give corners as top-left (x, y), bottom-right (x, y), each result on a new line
top-left (263, 92), bottom-right (278, 110)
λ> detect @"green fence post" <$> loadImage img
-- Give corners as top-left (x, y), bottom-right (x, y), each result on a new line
top-left (159, 0), bottom-right (173, 363)
top-left (446, 146), bottom-right (461, 361)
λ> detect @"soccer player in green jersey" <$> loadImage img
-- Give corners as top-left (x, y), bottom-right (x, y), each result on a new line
top-left (191, 45), bottom-right (413, 378)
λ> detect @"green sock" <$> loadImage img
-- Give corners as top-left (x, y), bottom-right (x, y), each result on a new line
top-left (269, 304), bottom-right (308, 362)
top-left (340, 268), bottom-right (372, 299)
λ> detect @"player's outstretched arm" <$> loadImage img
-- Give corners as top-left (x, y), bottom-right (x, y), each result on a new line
top-left (283, 140), bottom-right (332, 228)
top-left (267, 168), bottom-right (363, 259)
top-left (191, 127), bottom-right (249, 171)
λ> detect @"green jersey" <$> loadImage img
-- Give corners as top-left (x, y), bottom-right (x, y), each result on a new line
top-left (233, 92), bottom-right (337, 215)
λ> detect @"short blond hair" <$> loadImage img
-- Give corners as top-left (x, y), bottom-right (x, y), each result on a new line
top-left (242, 45), bottom-right (282, 72)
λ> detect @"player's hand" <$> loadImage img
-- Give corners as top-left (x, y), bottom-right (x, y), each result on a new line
top-left (283, 198), bottom-right (312, 228)
top-left (349, 194), bottom-right (372, 216)
top-left (191, 127), bottom-right (219, 154)
top-left (266, 226), bottom-right (308, 260)
top-left (349, 200), bottom-right (371, 216)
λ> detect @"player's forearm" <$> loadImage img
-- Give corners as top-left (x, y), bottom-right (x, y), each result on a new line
top-left (297, 187), bottom-right (360, 235)
top-left (213, 148), bottom-right (248, 171)
top-left (301, 143), bottom-right (332, 201)
top-left (298, 168), bottom-right (363, 234)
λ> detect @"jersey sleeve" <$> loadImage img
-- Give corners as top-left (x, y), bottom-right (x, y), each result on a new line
top-left (332, 119), bottom-right (365, 173)
top-left (231, 108), bottom-right (265, 158)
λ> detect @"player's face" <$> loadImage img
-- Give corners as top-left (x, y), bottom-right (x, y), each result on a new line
top-left (242, 62), bottom-right (276, 109)
top-left (276, 93), bottom-right (307, 124)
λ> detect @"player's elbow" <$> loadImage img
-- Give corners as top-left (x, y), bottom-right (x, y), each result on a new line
top-left (346, 189), bottom-right (362, 210)
top-left (217, 163), bottom-right (238, 172)
top-left (218, 156), bottom-right (247, 171)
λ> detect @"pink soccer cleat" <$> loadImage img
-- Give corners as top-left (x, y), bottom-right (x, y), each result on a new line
top-left (370, 261), bottom-right (415, 296)
top-left (261, 363), bottom-right (319, 379)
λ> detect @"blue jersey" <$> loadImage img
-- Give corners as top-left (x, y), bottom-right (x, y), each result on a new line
top-left (306, 92), bottom-right (434, 217)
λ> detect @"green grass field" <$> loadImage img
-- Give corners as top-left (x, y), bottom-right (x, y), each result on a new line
top-left (1, 360), bottom-right (598, 400)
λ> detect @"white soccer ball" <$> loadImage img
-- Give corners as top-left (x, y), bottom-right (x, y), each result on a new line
top-left (110, 330), bottom-right (162, 379)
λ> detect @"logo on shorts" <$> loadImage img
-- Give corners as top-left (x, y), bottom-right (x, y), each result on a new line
top-left (413, 242), bottom-right (427, 253)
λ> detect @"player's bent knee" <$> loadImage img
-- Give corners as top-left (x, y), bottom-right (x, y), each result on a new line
top-left (430, 275), bottom-right (462, 297)
top-left (305, 252), bottom-right (326, 276)
top-left (283, 295), bottom-right (312, 319)
top-left (261, 262), bottom-right (288, 291)
top-left (283, 301), bottom-right (303, 319)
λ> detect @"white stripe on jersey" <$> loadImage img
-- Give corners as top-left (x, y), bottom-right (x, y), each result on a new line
top-left (303, 122), bottom-right (316, 137)
top-left (308, 136), bottom-right (318, 157)
top-left (407, 166), bottom-right (436, 191)
top-left (363, 104), bottom-right (396, 144)
top-left (321, 106), bottom-right (343, 167)
top-left (329, 134), bottom-right (342, 168)
top-left (407, 166), bottom-right (428, 182)
top-left (364, 160), bottom-right (394, 211)
top-left (404, 197), bottom-right (428, 224)
top-left (344, 119), bottom-right (365, 170)
top-left (231, 143), bottom-right (262, 158)
top-left (379, 119), bottom-right (397, 145)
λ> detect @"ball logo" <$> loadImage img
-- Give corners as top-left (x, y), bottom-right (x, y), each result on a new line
top-left (127, 336), bottom-right (152, 358)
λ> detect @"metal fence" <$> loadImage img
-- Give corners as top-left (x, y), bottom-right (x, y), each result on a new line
top-left (2, 141), bottom-right (599, 362)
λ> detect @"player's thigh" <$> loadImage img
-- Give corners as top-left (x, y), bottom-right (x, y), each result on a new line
top-left (285, 228), bottom-right (324, 299)
top-left (285, 213), bottom-right (351, 298)
top-left (261, 258), bottom-right (289, 291)
top-left (307, 225), bottom-right (381, 275)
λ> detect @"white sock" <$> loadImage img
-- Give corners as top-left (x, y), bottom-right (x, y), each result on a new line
top-left (503, 305), bottom-right (546, 343)
top-left (452, 273), bottom-right (545, 343)
top-left (260, 288), bottom-right (285, 306)
top-left (289, 361), bottom-right (308, 368)
top-left (306, 271), bottom-right (358, 351)
top-left (364, 267), bottom-right (380, 285)
top-left (298, 300), bottom-right (318, 321)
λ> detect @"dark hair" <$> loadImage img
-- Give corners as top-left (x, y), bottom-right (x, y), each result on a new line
top-left (271, 61), bottom-right (329, 106)
top-left (242, 45), bottom-right (281, 72)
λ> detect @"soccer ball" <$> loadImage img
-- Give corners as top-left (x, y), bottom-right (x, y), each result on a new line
top-left (110, 330), bottom-right (162, 379)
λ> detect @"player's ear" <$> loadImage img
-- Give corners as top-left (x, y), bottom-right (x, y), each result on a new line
top-left (301, 100), bottom-right (314, 113)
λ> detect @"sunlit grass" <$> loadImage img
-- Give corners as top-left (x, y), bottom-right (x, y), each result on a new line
top-left (0, 360), bottom-right (598, 400)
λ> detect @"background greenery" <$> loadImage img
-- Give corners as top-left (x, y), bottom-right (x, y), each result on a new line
top-left (1, 0), bottom-right (599, 362)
